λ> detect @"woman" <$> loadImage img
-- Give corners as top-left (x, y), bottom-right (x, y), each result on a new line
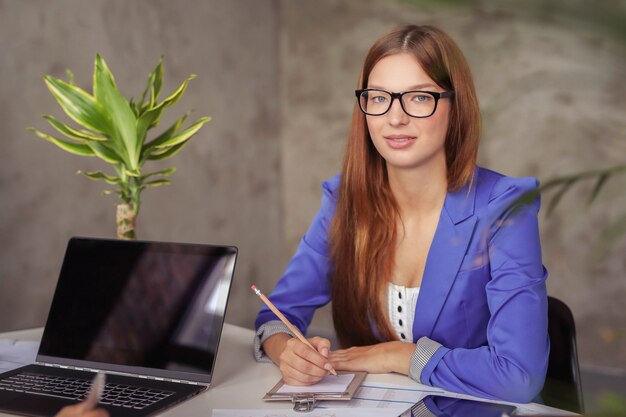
top-left (254, 24), bottom-right (549, 403)
top-left (55, 402), bottom-right (108, 417)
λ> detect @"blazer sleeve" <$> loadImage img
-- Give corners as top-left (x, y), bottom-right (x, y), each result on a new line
top-left (416, 176), bottom-right (549, 403)
top-left (254, 176), bottom-right (338, 335)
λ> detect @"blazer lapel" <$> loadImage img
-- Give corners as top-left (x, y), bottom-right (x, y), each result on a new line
top-left (413, 180), bottom-right (479, 340)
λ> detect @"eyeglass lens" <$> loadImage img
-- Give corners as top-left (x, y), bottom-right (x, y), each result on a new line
top-left (359, 91), bottom-right (437, 117)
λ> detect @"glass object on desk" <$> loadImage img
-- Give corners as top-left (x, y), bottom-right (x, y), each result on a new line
top-left (397, 395), bottom-right (517, 417)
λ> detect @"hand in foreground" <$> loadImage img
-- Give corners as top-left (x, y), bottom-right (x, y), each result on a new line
top-left (264, 333), bottom-right (334, 386)
top-left (330, 341), bottom-right (416, 375)
top-left (55, 402), bottom-right (109, 417)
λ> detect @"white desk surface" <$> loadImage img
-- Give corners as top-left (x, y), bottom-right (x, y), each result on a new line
top-left (0, 324), bottom-right (574, 416)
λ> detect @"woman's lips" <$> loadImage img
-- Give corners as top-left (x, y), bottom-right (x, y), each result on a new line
top-left (384, 135), bottom-right (416, 149)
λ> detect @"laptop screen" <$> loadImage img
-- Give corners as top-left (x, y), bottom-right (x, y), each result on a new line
top-left (37, 237), bottom-right (237, 384)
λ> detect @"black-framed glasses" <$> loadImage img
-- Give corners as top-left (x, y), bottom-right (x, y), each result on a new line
top-left (355, 89), bottom-right (454, 118)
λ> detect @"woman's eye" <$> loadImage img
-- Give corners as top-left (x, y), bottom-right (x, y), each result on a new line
top-left (412, 94), bottom-right (431, 102)
top-left (371, 95), bottom-right (388, 103)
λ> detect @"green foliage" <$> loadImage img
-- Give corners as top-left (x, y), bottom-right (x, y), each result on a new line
top-left (596, 391), bottom-right (626, 415)
top-left (507, 164), bottom-right (626, 261)
top-left (29, 55), bottom-right (211, 215)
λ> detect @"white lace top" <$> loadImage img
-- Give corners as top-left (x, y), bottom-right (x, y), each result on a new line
top-left (388, 282), bottom-right (420, 342)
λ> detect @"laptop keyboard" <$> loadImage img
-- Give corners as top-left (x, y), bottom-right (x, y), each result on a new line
top-left (0, 372), bottom-right (174, 409)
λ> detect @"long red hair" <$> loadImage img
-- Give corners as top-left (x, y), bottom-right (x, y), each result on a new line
top-left (330, 25), bottom-right (481, 347)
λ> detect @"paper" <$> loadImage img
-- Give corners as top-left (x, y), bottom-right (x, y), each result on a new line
top-left (513, 402), bottom-right (577, 416)
top-left (330, 381), bottom-right (444, 408)
top-left (346, 382), bottom-right (574, 415)
top-left (0, 339), bottom-right (39, 373)
top-left (218, 381), bottom-right (574, 417)
top-left (277, 373), bottom-right (355, 394)
top-left (212, 408), bottom-right (401, 417)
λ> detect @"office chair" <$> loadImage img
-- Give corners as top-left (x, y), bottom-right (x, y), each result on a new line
top-left (541, 296), bottom-right (585, 414)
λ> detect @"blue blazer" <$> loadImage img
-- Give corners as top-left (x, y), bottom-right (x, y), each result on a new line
top-left (255, 167), bottom-right (549, 403)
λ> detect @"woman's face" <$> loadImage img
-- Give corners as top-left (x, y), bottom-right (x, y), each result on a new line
top-left (365, 53), bottom-right (450, 173)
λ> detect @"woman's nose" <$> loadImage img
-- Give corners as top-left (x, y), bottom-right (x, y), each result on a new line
top-left (387, 98), bottom-right (409, 126)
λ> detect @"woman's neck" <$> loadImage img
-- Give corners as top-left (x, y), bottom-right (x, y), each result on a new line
top-left (387, 161), bottom-right (448, 218)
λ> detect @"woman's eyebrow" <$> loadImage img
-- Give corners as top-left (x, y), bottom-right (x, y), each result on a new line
top-left (367, 83), bottom-right (440, 91)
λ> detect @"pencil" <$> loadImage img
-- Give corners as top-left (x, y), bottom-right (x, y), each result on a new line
top-left (251, 284), bottom-right (337, 376)
top-left (84, 372), bottom-right (105, 409)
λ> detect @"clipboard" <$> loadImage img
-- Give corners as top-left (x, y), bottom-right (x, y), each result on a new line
top-left (262, 371), bottom-right (366, 412)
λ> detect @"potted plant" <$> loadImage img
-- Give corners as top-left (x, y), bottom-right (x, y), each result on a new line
top-left (29, 54), bottom-right (210, 239)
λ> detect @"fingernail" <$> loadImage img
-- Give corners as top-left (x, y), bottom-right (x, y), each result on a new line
top-left (324, 363), bottom-right (333, 370)
top-left (321, 348), bottom-right (329, 357)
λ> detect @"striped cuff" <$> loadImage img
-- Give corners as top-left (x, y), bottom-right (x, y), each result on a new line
top-left (408, 337), bottom-right (443, 384)
top-left (410, 400), bottom-right (437, 417)
top-left (253, 320), bottom-right (295, 362)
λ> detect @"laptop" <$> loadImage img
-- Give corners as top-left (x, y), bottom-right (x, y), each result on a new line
top-left (0, 237), bottom-right (238, 417)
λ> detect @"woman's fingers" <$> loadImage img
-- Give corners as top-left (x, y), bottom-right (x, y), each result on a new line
top-left (278, 337), bottom-right (333, 385)
top-left (309, 336), bottom-right (331, 358)
top-left (280, 361), bottom-right (326, 385)
top-left (282, 338), bottom-right (331, 373)
top-left (329, 347), bottom-right (364, 369)
top-left (330, 342), bottom-right (414, 374)
top-left (55, 403), bottom-right (110, 417)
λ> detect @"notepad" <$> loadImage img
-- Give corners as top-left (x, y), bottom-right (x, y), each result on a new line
top-left (277, 373), bottom-right (355, 394)
top-left (263, 370), bottom-right (366, 410)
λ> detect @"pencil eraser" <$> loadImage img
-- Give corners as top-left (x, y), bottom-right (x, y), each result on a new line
top-left (251, 285), bottom-right (257, 291)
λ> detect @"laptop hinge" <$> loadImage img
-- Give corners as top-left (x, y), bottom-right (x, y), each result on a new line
top-left (37, 362), bottom-right (207, 386)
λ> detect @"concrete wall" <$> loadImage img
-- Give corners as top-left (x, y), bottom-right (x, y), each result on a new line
top-left (1, 0), bottom-right (624, 374)
top-left (0, 0), bottom-right (283, 331)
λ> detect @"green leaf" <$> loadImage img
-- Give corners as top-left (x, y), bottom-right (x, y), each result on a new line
top-left (588, 173), bottom-right (610, 205)
top-left (129, 98), bottom-right (140, 118)
top-left (126, 168), bottom-right (141, 177)
top-left (141, 113), bottom-right (188, 159)
top-left (502, 188), bottom-right (541, 220)
top-left (151, 57), bottom-right (164, 106)
top-left (43, 75), bottom-right (111, 134)
top-left (147, 141), bottom-right (188, 161)
top-left (136, 106), bottom-right (164, 149)
top-left (137, 57), bottom-right (163, 113)
top-left (43, 115), bottom-right (106, 141)
top-left (140, 167), bottom-right (176, 181)
top-left (65, 69), bottom-right (75, 85)
top-left (93, 54), bottom-right (139, 168)
top-left (138, 73), bottom-right (154, 111)
top-left (140, 179), bottom-right (171, 190)
top-left (546, 179), bottom-right (576, 216)
top-left (77, 170), bottom-right (121, 184)
top-left (29, 128), bottom-right (96, 157)
top-left (87, 141), bottom-right (125, 164)
top-left (152, 116), bottom-right (210, 149)
top-left (149, 74), bottom-right (197, 114)
top-left (136, 74), bottom-right (198, 156)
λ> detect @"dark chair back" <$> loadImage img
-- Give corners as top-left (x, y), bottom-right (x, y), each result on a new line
top-left (541, 296), bottom-right (584, 414)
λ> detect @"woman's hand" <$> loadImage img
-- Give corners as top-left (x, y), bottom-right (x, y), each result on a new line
top-left (55, 402), bottom-right (109, 417)
top-left (329, 341), bottom-right (415, 375)
top-left (262, 333), bottom-right (333, 386)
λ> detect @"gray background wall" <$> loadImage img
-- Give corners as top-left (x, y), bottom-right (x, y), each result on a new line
top-left (0, 0), bottom-right (283, 333)
top-left (1, 0), bottom-right (625, 403)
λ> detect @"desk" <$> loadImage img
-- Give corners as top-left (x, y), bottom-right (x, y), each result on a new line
top-left (0, 325), bottom-right (574, 416)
